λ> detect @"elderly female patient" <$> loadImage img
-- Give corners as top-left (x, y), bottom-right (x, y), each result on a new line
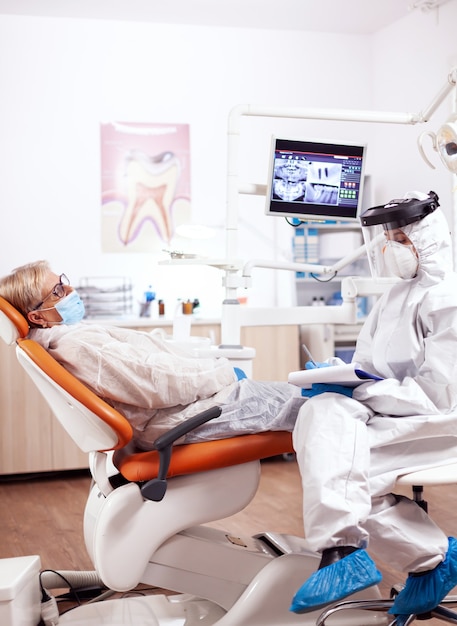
top-left (2, 190), bottom-right (457, 619)
top-left (0, 259), bottom-right (305, 449)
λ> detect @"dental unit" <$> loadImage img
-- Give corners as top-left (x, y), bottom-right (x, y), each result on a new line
top-left (2, 66), bottom-right (457, 626)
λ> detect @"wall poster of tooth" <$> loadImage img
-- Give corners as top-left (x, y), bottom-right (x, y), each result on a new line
top-left (100, 121), bottom-right (191, 252)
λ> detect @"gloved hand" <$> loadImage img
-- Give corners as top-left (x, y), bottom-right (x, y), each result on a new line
top-left (305, 361), bottom-right (331, 370)
top-left (301, 383), bottom-right (353, 398)
top-left (234, 367), bottom-right (247, 381)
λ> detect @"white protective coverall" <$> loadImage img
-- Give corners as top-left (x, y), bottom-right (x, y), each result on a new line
top-left (293, 207), bottom-right (457, 573)
top-left (30, 324), bottom-right (305, 450)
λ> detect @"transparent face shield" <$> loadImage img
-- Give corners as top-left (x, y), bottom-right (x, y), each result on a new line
top-left (361, 224), bottom-right (418, 280)
top-left (360, 192), bottom-right (439, 281)
top-left (362, 224), bottom-right (391, 279)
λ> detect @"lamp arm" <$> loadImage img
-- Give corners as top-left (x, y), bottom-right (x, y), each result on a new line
top-left (418, 67), bottom-right (457, 122)
top-left (242, 259), bottom-right (334, 278)
top-left (242, 242), bottom-right (369, 279)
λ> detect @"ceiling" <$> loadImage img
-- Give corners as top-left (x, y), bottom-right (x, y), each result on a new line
top-left (0, 0), bottom-right (421, 34)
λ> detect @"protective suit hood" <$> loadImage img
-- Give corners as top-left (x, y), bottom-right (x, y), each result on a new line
top-left (403, 206), bottom-right (453, 280)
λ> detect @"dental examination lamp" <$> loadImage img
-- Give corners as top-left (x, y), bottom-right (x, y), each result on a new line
top-left (418, 113), bottom-right (457, 173)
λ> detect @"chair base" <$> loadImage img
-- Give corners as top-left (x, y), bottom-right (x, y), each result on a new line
top-left (57, 593), bottom-right (226, 625)
top-left (82, 471), bottom-right (389, 624)
top-left (55, 590), bottom-right (393, 626)
top-left (52, 544), bottom-right (390, 626)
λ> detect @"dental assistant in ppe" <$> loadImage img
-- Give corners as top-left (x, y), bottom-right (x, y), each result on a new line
top-left (0, 261), bottom-right (306, 450)
top-left (291, 190), bottom-right (457, 618)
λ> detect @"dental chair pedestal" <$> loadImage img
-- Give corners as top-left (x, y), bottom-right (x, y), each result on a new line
top-left (57, 594), bottom-right (225, 624)
top-left (80, 449), bottom-right (386, 625)
top-left (56, 555), bottom-right (383, 626)
top-left (67, 457), bottom-right (385, 626)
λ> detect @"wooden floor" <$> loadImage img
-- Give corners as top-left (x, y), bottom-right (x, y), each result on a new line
top-left (1, 458), bottom-right (456, 623)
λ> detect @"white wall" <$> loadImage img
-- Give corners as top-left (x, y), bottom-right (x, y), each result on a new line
top-left (0, 7), bottom-right (456, 316)
top-left (0, 14), bottom-right (373, 313)
top-left (371, 3), bottom-right (457, 219)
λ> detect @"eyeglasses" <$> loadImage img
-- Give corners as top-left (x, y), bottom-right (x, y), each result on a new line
top-left (33, 274), bottom-right (70, 311)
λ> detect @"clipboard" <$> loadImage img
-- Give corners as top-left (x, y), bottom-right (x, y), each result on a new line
top-left (288, 362), bottom-right (384, 389)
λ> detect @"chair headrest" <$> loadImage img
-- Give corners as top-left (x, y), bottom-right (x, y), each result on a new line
top-left (0, 296), bottom-right (30, 344)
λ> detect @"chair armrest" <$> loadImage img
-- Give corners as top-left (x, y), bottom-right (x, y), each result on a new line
top-left (141, 405), bottom-right (222, 502)
top-left (152, 406), bottom-right (222, 451)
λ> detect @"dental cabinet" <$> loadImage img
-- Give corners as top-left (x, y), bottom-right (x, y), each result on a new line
top-left (0, 319), bottom-right (300, 475)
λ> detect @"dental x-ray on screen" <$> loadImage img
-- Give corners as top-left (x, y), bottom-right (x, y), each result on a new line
top-left (265, 137), bottom-right (367, 222)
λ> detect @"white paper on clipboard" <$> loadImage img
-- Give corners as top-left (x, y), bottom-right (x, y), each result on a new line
top-left (288, 363), bottom-right (384, 389)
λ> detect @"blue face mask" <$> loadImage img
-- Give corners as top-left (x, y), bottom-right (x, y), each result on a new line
top-left (54, 290), bottom-right (85, 325)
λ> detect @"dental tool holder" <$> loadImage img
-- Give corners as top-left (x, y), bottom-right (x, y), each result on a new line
top-left (77, 276), bottom-right (133, 318)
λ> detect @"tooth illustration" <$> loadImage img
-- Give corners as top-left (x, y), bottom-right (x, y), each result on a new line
top-left (119, 149), bottom-right (180, 245)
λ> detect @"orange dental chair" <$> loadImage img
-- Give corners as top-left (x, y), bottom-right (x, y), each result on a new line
top-left (4, 295), bottom-right (456, 626)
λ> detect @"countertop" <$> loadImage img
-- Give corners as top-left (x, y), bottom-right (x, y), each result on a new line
top-left (83, 315), bottom-right (221, 328)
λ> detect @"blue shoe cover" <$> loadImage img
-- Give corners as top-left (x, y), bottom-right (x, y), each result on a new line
top-left (290, 549), bottom-right (382, 614)
top-left (389, 537), bottom-right (457, 616)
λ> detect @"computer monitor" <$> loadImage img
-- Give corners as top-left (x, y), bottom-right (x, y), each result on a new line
top-left (265, 137), bottom-right (367, 222)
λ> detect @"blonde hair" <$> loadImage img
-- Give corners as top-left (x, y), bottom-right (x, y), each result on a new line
top-left (0, 260), bottom-right (51, 319)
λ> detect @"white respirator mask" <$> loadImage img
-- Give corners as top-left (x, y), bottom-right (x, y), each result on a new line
top-left (383, 240), bottom-right (419, 279)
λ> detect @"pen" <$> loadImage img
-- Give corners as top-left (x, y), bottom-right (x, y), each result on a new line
top-left (301, 343), bottom-right (317, 367)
